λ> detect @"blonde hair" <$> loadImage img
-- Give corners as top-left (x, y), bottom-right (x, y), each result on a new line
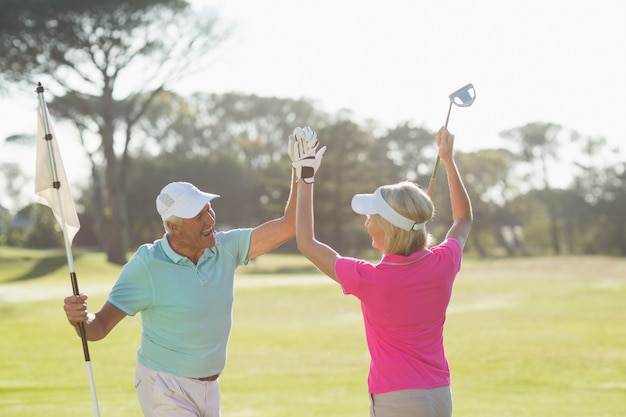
top-left (375, 182), bottom-right (434, 255)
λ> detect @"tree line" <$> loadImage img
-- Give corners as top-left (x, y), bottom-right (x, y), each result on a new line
top-left (2, 91), bottom-right (625, 259)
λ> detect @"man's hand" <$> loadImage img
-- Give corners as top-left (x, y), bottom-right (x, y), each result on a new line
top-left (295, 126), bottom-right (318, 152)
top-left (64, 293), bottom-right (90, 326)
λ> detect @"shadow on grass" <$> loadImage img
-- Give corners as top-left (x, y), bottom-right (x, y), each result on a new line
top-left (9, 254), bottom-right (83, 282)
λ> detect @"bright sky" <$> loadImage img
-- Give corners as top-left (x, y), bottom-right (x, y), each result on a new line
top-left (1, 0), bottom-right (625, 209)
top-left (193, 0), bottom-right (626, 148)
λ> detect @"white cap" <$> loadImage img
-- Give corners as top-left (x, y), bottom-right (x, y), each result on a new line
top-left (351, 187), bottom-right (425, 231)
top-left (156, 182), bottom-right (219, 221)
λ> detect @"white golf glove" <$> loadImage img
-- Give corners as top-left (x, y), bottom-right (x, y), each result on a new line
top-left (288, 126), bottom-right (326, 183)
top-left (297, 146), bottom-right (326, 183)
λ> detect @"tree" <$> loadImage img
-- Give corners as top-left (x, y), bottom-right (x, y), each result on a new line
top-left (382, 123), bottom-right (435, 183)
top-left (500, 122), bottom-right (564, 255)
top-left (0, 162), bottom-right (30, 213)
top-left (5, 203), bottom-right (63, 248)
top-left (0, 0), bottom-right (225, 264)
top-left (571, 142), bottom-right (626, 255)
top-left (453, 149), bottom-right (518, 257)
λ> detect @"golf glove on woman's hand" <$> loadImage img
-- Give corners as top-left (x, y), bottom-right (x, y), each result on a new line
top-left (288, 126), bottom-right (326, 183)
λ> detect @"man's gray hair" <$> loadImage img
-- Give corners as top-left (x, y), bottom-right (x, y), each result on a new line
top-left (163, 215), bottom-right (182, 233)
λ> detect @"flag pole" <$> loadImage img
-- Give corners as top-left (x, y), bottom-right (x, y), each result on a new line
top-left (35, 82), bottom-right (101, 417)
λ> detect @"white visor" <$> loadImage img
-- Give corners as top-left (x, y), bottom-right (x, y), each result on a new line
top-left (351, 187), bottom-right (425, 231)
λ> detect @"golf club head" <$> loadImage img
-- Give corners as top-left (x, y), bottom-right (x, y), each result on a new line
top-left (433, 82), bottom-right (478, 187)
top-left (449, 83), bottom-right (476, 107)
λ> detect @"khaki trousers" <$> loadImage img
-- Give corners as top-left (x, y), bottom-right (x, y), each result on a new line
top-left (370, 386), bottom-right (452, 417)
top-left (135, 363), bottom-right (221, 417)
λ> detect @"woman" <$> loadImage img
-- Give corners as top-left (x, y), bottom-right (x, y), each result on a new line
top-left (294, 126), bottom-right (472, 417)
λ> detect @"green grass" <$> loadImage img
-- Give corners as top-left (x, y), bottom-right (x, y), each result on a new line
top-left (1, 249), bottom-right (625, 416)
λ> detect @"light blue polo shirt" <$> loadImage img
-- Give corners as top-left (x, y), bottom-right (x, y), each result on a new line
top-left (107, 228), bottom-right (253, 378)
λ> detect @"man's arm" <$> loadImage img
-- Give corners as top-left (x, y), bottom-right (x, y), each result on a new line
top-left (64, 295), bottom-right (126, 341)
top-left (247, 169), bottom-right (297, 260)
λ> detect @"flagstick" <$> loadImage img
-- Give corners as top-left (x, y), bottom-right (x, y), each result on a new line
top-left (36, 83), bottom-right (101, 417)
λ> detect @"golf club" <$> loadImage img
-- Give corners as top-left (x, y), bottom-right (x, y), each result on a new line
top-left (427, 83), bottom-right (476, 198)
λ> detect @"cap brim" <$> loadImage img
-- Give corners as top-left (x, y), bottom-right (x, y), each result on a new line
top-left (176, 192), bottom-right (219, 219)
top-left (162, 191), bottom-right (219, 220)
top-left (351, 193), bottom-right (377, 215)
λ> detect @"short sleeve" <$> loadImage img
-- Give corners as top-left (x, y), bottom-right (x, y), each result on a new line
top-left (107, 248), bottom-right (153, 316)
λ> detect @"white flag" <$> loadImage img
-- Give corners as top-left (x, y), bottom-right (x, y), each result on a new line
top-left (35, 98), bottom-right (81, 244)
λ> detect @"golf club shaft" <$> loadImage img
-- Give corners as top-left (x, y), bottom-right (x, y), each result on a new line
top-left (443, 101), bottom-right (453, 131)
top-left (427, 101), bottom-right (453, 198)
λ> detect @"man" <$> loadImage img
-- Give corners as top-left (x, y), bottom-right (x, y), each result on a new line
top-left (64, 164), bottom-right (299, 416)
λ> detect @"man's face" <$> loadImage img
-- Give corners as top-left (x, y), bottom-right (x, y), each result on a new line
top-left (176, 203), bottom-right (217, 250)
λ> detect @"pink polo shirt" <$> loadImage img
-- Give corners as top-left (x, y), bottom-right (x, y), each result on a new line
top-left (335, 238), bottom-right (463, 394)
